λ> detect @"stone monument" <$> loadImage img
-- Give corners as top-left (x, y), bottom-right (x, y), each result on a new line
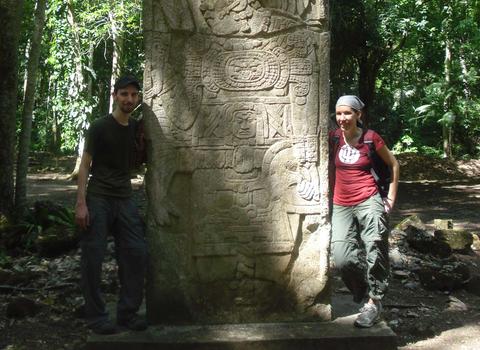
top-left (143, 0), bottom-right (331, 324)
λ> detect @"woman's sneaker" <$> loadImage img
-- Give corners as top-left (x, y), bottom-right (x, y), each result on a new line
top-left (354, 301), bottom-right (382, 328)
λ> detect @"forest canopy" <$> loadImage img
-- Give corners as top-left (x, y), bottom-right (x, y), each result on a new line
top-left (0, 0), bottom-right (479, 218)
top-left (13, 0), bottom-right (480, 158)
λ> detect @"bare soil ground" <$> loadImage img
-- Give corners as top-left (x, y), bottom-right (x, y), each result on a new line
top-left (1, 154), bottom-right (480, 349)
top-left (386, 155), bottom-right (480, 349)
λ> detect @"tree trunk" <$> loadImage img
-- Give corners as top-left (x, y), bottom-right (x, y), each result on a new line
top-left (108, 0), bottom-right (124, 113)
top-left (66, 0), bottom-right (88, 180)
top-left (15, 0), bottom-right (48, 217)
top-left (459, 47), bottom-right (471, 100)
top-left (46, 75), bottom-right (60, 154)
top-left (87, 43), bottom-right (94, 98)
top-left (22, 39), bottom-right (31, 98)
top-left (0, 0), bottom-right (25, 219)
top-left (443, 38), bottom-right (453, 159)
top-left (357, 51), bottom-right (388, 127)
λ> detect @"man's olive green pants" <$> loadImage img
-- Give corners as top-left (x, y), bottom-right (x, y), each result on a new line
top-left (331, 194), bottom-right (390, 301)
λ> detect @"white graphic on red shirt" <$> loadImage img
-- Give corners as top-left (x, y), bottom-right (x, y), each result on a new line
top-left (339, 144), bottom-right (360, 164)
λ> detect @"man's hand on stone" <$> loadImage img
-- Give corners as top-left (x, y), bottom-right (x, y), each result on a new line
top-left (152, 200), bottom-right (179, 226)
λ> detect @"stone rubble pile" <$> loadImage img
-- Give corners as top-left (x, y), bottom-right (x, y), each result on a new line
top-left (390, 215), bottom-right (479, 294)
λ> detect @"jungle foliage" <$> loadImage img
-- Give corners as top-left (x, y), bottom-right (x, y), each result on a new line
top-left (14, 0), bottom-right (480, 157)
top-left (19, 0), bottom-right (143, 156)
top-left (331, 0), bottom-right (480, 157)
top-left (0, 0), bottom-right (479, 217)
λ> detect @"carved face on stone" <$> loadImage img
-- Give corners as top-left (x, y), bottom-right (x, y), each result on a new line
top-left (232, 108), bottom-right (257, 139)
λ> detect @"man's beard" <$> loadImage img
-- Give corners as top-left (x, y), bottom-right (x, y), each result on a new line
top-left (119, 104), bottom-right (135, 114)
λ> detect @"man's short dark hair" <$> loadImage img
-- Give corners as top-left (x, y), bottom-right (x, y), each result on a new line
top-left (113, 75), bottom-right (141, 93)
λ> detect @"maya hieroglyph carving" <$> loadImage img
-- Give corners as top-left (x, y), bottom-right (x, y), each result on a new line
top-left (143, 0), bottom-right (331, 323)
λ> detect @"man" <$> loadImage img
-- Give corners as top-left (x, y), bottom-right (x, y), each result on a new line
top-left (75, 75), bottom-right (148, 334)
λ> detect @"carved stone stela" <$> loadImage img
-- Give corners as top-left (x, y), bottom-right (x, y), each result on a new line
top-left (144, 0), bottom-right (331, 323)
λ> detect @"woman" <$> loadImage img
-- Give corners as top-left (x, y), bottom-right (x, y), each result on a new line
top-left (329, 95), bottom-right (400, 328)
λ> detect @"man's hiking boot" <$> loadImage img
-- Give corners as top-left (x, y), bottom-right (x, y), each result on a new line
top-left (354, 301), bottom-right (382, 328)
top-left (90, 321), bottom-right (117, 335)
top-left (118, 315), bottom-right (148, 331)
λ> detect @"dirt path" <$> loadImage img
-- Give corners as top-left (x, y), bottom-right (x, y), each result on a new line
top-left (391, 179), bottom-right (480, 232)
top-left (27, 174), bottom-right (480, 232)
top-left (26, 173), bottom-right (144, 207)
top-left (19, 168), bottom-right (480, 350)
top-left (27, 173), bottom-right (77, 206)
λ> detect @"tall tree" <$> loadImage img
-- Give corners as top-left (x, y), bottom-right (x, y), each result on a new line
top-left (108, 0), bottom-right (125, 113)
top-left (442, 33), bottom-right (453, 158)
top-left (15, 0), bottom-right (48, 216)
top-left (406, 0), bottom-right (480, 158)
top-left (0, 0), bottom-right (25, 218)
top-left (65, 0), bottom-right (141, 178)
top-left (66, 0), bottom-right (92, 179)
top-left (331, 0), bottom-right (409, 126)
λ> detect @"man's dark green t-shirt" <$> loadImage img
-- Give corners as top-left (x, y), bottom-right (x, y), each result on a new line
top-left (85, 114), bottom-right (137, 198)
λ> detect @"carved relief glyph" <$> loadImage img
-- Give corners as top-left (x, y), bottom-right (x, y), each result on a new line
top-left (144, 0), bottom-right (330, 322)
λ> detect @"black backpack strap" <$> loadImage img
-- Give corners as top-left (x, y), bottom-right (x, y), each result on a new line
top-left (363, 129), bottom-right (376, 156)
top-left (362, 128), bottom-right (379, 180)
top-left (363, 129), bottom-right (391, 197)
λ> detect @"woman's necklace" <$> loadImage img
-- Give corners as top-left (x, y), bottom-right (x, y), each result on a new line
top-left (343, 128), bottom-right (362, 148)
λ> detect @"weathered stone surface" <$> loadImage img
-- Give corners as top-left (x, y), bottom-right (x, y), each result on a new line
top-left (417, 261), bottom-right (470, 291)
top-left (36, 225), bottom-right (79, 258)
top-left (445, 296), bottom-right (468, 312)
top-left (389, 228), bottom-right (407, 246)
top-left (405, 226), bottom-right (451, 258)
top-left (389, 247), bottom-right (407, 269)
top-left (86, 320), bottom-right (397, 350)
top-left (0, 213), bottom-right (9, 231)
top-left (465, 275), bottom-right (480, 296)
top-left (408, 324), bottom-right (435, 338)
top-left (472, 233), bottom-right (480, 251)
top-left (434, 229), bottom-right (474, 252)
top-left (395, 214), bottom-right (427, 232)
top-left (144, 0), bottom-right (331, 323)
top-left (433, 219), bottom-right (453, 230)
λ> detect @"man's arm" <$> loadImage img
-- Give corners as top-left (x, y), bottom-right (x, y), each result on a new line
top-left (75, 151), bottom-right (92, 229)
